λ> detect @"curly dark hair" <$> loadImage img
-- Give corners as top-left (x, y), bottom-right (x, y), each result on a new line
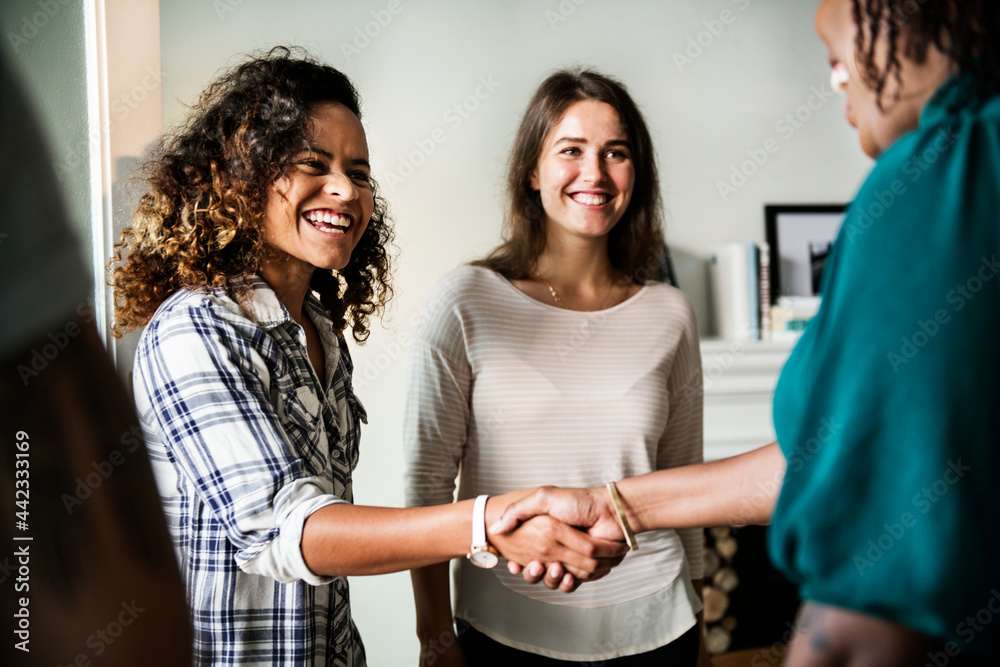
top-left (852, 0), bottom-right (1000, 109)
top-left (111, 46), bottom-right (393, 342)
top-left (472, 68), bottom-right (664, 283)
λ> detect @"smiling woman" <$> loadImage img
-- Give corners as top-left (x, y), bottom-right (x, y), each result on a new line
top-left (262, 103), bottom-right (374, 277)
top-left (405, 69), bottom-right (709, 666)
top-left (111, 48), bottom-right (392, 344)
top-left (109, 48), bottom-right (626, 666)
top-left (492, 2), bottom-right (1000, 664)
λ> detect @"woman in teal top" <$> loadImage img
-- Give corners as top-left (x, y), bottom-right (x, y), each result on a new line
top-left (493, 0), bottom-right (1000, 664)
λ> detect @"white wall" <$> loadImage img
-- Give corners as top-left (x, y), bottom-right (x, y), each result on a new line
top-left (156, 1), bottom-right (873, 664)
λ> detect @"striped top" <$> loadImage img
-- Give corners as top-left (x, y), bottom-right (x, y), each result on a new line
top-left (404, 266), bottom-right (704, 658)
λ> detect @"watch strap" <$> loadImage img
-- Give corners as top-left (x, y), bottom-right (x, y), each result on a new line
top-left (471, 494), bottom-right (489, 548)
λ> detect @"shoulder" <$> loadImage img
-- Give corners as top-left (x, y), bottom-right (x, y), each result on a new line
top-left (422, 265), bottom-right (510, 315)
top-left (414, 266), bottom-right (509, 351)
top-left (857, 88), bottom-right (998, 212)
top-left (636, 282), bottom-right (699, 326)
top-left (138, 285), bottom-right (268, 359)
top-left (840, 90), bottom-right (1000, 260)
top-left (430, 265), bottom-right (504, 298)
top-left (147, 285), bottom-right (248, 328)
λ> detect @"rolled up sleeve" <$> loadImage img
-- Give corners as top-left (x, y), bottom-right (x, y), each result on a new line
top-left (137, 304), bottom-right (344, 584)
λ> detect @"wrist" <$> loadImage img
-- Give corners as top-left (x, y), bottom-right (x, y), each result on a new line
top-left (486, 487), bottom-right (536, 526)
top-left (467, 495), bottom-right (499, 568)
top-left (611, 479), bottom-right (645, 534)
top-left (606, 481), bottom-right (640, 549)
top-left (416, 621), bottom-right (457, 642)
top-left (414, 605), bottom-right (458, 641)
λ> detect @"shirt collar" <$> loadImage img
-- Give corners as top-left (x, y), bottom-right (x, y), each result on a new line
top-left (238, 275), bottom-right (332, 333)
top-left (920, 70), bottom-right (979, 129)
top-left (236, 275), bottom-right (293, 329)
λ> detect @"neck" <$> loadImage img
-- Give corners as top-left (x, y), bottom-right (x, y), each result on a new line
top-left (259, 259), bottom-right (315, 324)
top-left (896, 46), bottom-right (960, 124)
top-left (535, 232), bottom-right (617, 291)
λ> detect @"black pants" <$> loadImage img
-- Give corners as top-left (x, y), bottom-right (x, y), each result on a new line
top-left (456, 618), bottom-right (699, 666)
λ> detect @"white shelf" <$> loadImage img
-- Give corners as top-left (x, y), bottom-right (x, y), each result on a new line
top-left (700, 338), bottom-right (797, 461)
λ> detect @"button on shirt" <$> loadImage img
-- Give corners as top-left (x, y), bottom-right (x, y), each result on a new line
top-left (134, 277), bottom-right (368, 666)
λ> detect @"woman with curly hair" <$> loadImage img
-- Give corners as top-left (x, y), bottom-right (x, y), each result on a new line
top-left (112, 48), bottom-right (625, 666)
top-left (496, 1), bottom-right (1000, 664)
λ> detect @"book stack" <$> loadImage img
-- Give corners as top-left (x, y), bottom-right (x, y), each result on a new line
top-left (768, 296), bottom-right (821, 340)
top-left (709, 241), bottom-right (774, 341)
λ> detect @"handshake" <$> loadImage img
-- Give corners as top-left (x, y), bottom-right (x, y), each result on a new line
top-left (482, 445), bottom-right (783, 591)
top-left (484, 483), bottom-right (643, 593)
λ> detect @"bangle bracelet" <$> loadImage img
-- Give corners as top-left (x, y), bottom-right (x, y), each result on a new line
top-left (606, 481), bottom-right (639, 551)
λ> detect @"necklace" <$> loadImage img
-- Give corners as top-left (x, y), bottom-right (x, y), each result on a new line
top-left (543, 279), bottom-right (562, 303)
top-left (538, 274), bottom-right (619, 310)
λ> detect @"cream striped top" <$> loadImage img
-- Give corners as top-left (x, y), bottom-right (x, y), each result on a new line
top-left (404, 266), bottom-right (704, 658)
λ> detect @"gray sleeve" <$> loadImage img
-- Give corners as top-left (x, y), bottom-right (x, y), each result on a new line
top-left (402, 273), bottom-right (472, 508)
top-left (657, 292), bottom-right (706, 579)
top-left (0, 50), bottom-right (91, 356)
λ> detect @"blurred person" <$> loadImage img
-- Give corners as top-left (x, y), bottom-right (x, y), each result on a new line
top-left (494, 1), bottom-right (1000, 665)
top-left (0, 49), bottom-right (191, 665)
top-left (110, 47), bottom-right (625, 666)
top-left (405, 69), bottom-right (710, 666)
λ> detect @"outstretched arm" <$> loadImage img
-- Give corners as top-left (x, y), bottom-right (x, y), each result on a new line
top-left (491, 442), bottom-right (786, 540)
top-left (301, 492), bottom-right (627, 578)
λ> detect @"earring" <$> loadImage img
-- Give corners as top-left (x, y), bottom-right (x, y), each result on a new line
top-left (831, 62), bottom-right (850, 94)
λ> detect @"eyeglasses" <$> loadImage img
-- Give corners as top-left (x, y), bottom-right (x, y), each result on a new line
top-left (830, 62), bottom-right (850, 93)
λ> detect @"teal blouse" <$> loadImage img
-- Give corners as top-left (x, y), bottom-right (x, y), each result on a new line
top-left (769, 72), bottom-right (1000, 659)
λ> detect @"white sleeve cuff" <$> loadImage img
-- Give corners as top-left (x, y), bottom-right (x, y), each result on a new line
top-left (239, 483), bottom-right (348, 585)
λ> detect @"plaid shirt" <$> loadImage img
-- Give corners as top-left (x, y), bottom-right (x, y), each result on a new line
top-left (134, 277), bottom-right (367, 666)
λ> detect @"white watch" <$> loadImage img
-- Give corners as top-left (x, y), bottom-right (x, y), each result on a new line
top-left (467, 495), bottom-right (499, 569)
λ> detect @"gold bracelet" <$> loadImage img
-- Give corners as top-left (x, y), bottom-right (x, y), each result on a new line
top-left (606, 481), bottom-right (639, 551)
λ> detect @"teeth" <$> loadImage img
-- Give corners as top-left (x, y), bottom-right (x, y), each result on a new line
top-left (573, 193), bottom-right (608, 206)
top-left (305, 210), bottom-right (351, 228)
top-left (313, 226), bottom-right (346, 235)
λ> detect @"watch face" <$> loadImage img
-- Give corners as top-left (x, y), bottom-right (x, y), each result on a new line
top-left (469, 549), bottom-right (499, 569)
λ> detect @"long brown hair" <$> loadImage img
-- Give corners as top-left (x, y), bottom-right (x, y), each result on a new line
top-left (111, 46), bottom-right (394, 342)
top-left (473, 68), bottom-right (664, 282)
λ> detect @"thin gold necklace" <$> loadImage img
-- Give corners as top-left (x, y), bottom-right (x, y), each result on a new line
top-left (539, 275), bottom-right (619, 309)
top-left (543, 279), bottom-right (562, 303)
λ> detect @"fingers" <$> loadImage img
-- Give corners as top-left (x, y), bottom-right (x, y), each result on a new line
top-left (519, 564), bottom-right (581, 592)
top-left (536, 516), bottom-right (629, 562)
top-left (590, 537), bottom-right (630, 560)
top-left (542, 562), bottom-right (564, 590)
top-left (489, 487), bottom-right (556, 535)
top-left (559, 572), bottom-right (580, 593)
top-left (518, 560), bottom-right (545, 584)
top-left (543, 563), bottom-right (584, 593)
top-left (539, 520), bottom-right (627, 578)
top-left (518, 556), bottom-right (618, 591)
top-left (492, 514), bottom-right (628, 587)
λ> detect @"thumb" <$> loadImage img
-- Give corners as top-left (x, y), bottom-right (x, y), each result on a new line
top-left (489, 490), bottom-right (551, 535)
top-left (488, 506), bottom-right (523, 535)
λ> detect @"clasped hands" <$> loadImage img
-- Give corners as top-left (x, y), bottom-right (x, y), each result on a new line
top-left (487, 486), bottom-right (628, 593)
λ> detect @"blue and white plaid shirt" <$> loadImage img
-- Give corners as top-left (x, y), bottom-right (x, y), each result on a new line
top-left (134, 276), bottom-right (368, 666)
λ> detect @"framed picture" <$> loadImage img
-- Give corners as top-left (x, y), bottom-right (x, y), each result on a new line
top-left (765, 204), bottom-right (847, 297)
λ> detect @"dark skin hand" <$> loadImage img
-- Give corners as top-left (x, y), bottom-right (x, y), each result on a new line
top-left (785, 602), bottom-right (951, 666)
